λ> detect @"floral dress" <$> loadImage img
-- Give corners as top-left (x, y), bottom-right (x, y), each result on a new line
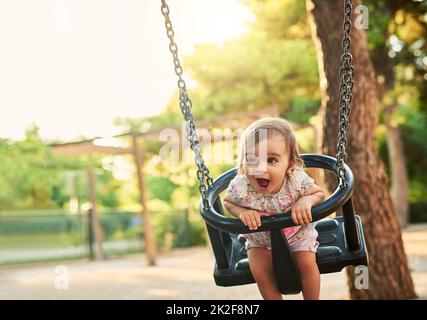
top-left (226, 168), bottom-right (316, 247)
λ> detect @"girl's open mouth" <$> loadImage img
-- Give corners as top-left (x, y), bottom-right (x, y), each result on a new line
top-left (256, 178), bottom-right (270, 189)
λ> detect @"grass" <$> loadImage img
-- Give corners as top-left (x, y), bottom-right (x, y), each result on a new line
top-left (0, 233), bottom-right (86, 248)
top-left (0, 247), bottom-right (145, 267)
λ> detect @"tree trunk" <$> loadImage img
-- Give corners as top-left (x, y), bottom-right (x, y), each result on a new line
top-left (306, 0), bottom-right (416, 299)
top-left (86, 165), bottom-right (104, 260)
top-left (132, 134), bottom-right (157, 266)
top-left (384, 103), bottom-right (410, 227)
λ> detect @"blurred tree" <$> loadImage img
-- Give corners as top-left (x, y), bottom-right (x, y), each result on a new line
top-left (182, 37), bottom-right (319, 120)
top-left (114, 112), bottom-right (181, 136)
top-left (0, 124), bottom-right (59, 209)
top-left (172, 0), bottom-right (320, 123)
top-left (146, 175), bottom-right (177, 203)
top-left (367, 0), bottom-right (427, 226)
top-left (96, 169), bottom-right (122, 208)
top-left (0, 123), bottom-right (127, 210)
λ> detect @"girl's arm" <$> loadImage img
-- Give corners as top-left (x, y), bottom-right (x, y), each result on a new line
top-left (223, 194), bottom-right (248, 219)
top-left (301, 184), bottom-right (325, 206)
top-left (223, 195), bottom-right (269, 230)
top-left (291, 184), bottom-right (325, 225)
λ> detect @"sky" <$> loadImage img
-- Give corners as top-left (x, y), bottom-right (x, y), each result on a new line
top-left (0, 0), bottom-right (253, 141)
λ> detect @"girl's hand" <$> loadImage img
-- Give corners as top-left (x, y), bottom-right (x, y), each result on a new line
top-left (239, 210), bottom-right (269, 230)
top-left (291, 197), bottom-right (313, 225)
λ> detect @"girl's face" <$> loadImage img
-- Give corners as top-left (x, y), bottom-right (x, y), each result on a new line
top-left (245, 133), bottom-right (292, 194)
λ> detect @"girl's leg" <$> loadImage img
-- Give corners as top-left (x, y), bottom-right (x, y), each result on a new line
top-left (293, 251), bottom-right (320, 300)
top-left (247, 247), bottom-right (282, 300)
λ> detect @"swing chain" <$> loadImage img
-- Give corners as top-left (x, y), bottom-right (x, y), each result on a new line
top-left (336, 0), bottom-right (354, 188)
top-left (162, 0), bottom-right (353, 201)
top-left (161, 0), bottom-right (214, 210)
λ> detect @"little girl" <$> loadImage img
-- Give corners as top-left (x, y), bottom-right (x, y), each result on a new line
top-left (224, 117), bottom-right (325, 300)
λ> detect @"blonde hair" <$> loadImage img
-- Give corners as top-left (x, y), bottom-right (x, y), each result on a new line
top-left (237, 117), bottom-right (304, 175)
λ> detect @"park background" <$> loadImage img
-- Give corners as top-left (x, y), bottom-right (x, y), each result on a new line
top-left (0, 0), bottom-right (426, 299)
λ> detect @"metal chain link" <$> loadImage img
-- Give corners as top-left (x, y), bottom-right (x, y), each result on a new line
top-left (336, 0), bottom-right (354, 188)
top-left (161, 0), bottom-right (214, 210)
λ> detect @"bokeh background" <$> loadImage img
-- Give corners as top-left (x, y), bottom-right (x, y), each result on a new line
top-left (0, 0), bottom-right (426, 299)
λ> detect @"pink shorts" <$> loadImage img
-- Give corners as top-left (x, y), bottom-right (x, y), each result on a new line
top-left (245, 223), bottom-right (319, 253)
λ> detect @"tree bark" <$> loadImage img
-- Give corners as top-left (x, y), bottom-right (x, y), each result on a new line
top-left (306, 0), bottom-right (416, 299)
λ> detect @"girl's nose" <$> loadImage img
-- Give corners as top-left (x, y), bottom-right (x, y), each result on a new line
top-left (249, 163), bottom-right (267, 175)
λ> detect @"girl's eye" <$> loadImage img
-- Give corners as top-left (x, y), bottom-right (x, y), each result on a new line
top-left (268, 157), bottom-right (278, 164)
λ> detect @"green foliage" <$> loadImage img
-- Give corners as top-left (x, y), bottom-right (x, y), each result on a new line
top-left (148, 0), bottom-right (320, 124)
top-left (0, 126), bottom-right (60, 209)
top-left (409, 202), bottom-right (427, 223)
top-left (152, 209), bottom-right (206, 249)
top-left (100, 212), bottom-right (139, 240)
top-left (244, 0), bottom-right (310, 39)
top-left (96, 171), bottom-right (122, 208)
top-left (182, 35), bottom-right (319, 121)
top-left (145, 175), bottom-right (177, 203)
top-left (71, 168), bottom-right (123, 209)
top-left (366, 0), bottom-right (427, 221)
top-left (286, 97), bottom-right (320, 124)
top-left (113, 112), bottom-right (182, 135)
top-left (401, 109), bottom-right (427, 182)
top-left (0, 124), bottom-right (130, 210)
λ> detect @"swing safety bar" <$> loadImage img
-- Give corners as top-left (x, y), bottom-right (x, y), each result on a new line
top-left (200, 154), bottom-right (360, 250)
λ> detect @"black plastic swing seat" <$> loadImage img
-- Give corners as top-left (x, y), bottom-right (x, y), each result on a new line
top-left (200, 154), bottom-right (369, 295)
top-left (213, 215), bottom-right (368, 288)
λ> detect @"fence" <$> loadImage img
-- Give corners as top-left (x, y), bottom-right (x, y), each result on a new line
top-left (0, 209), bottom-right (199, 266)
top-left (0, 210), bottom-right (144, 265)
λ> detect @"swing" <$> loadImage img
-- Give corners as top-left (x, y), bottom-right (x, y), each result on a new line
top-left (161, 0), bottom-right (368, 295)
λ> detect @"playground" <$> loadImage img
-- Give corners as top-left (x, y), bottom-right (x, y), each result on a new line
top-left (1, 0), bottom-right (427, 300)
top-left (1, 224), bottom-right (426, 299)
